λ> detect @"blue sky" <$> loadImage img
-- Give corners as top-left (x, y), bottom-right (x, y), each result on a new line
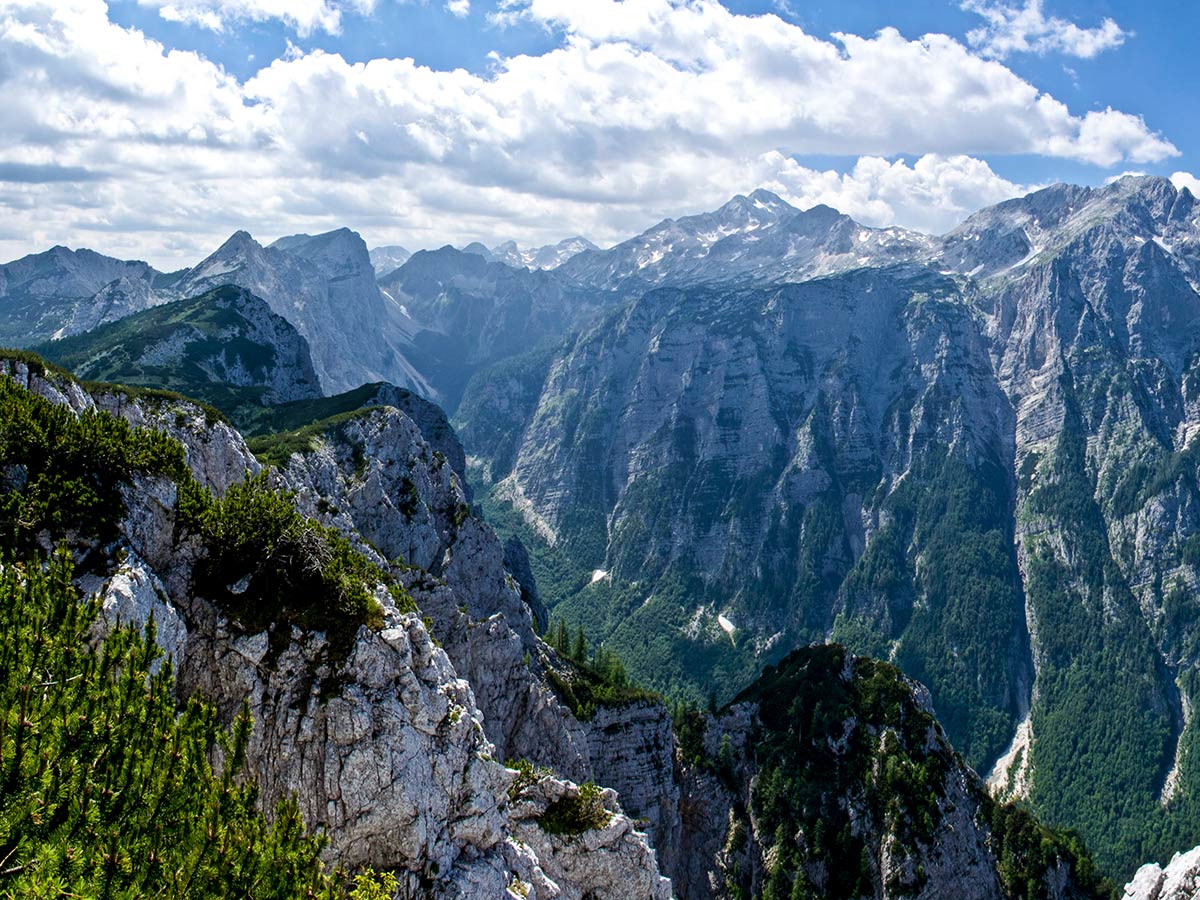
top-left (0, 0), bottom-right (1194, 268)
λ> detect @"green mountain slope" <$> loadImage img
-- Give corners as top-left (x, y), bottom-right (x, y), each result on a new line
top-left (35, 285), bottom-right (322, 421)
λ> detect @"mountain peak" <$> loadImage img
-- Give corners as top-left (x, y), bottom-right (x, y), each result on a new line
top-left (714, 189), bottom-right (798, 225)
top-left (747, 188), bottom-right (794, 211)
top-left (216, 230), bottom-right (261, 256)
top-left (461, 241), bottom-right (494, 261)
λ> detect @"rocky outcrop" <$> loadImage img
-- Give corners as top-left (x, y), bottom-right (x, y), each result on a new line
top-left (508, 775), bottom-right (673, 900)
top-left (261, 397), bottom-right (682, 825)
top-left (1125, 846), bottom-right (1200, 900)
top-left (672, 646), bottom-right (1104, 900)
top-left (2, 356), bottom-right (672, 900)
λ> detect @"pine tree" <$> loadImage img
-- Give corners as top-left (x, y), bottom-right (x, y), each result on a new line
top-left (0, 549), bottom-right (344, 899)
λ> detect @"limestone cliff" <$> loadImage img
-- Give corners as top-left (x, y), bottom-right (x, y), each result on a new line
top-left (0, 354), bottom-right (672, 900)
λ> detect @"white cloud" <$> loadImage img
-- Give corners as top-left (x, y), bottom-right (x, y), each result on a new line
top-left (0, 0), bottom-right (1178, 268)
top-left (445, 0), bottom-right (469, 17)
top-left (1171, 172), bottom-right (1200, 197)
top-left (766, 154), bottom-right (1030, 234)
top-left (138, 0), bottom-right (377, 36)
top-left (1106, 170), bottom-right (1146, 184)
top-left (962, 0), bottom-right (1128, 59)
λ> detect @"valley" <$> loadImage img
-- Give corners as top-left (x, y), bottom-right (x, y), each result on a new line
top-left (7, 175), bottom-right (1200, 895)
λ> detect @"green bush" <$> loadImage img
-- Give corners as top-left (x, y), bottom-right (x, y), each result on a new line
top-left (179, 472), bottom-right (399, 651)
top-left (506, 759), bottom-right (553, 801)
top-left (537, 782), bottom-right (611, 836)
top-left (0, 373), bottom-right (189, 550)
top-left (0, 549), bottom-right (343, 898)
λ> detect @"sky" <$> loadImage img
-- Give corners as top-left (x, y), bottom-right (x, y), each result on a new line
top-left (0, 0), bottom-right (1196, 269)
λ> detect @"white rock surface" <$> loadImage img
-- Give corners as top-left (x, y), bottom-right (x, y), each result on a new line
top-left (1124, 845), bottom-right (1200, 900)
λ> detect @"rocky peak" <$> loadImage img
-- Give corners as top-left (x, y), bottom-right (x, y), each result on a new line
top-left (369, 244), bottom-right (412, 276)
top-left (177, 228), bottom-right (432, 397)
top-left (274, 227), bottom-right (372, 274)
top-left (213, 229), bottom-right (259, 257)
top-left (0, 244), bottom-right (165, 344)
top-left (711, 188), bottom-right (799, 230)
top-left (462, 241), bottom-right (495, 261)
top-left (941, 175), bottom-right (1200, 279)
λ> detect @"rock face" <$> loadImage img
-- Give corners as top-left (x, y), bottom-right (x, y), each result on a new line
top-left (1, 356), bottom-right (671, 900)
top-left (176, 228), bottom-right (432, 396)
top-left (458, 175), bottom-right (1200, 879)
top-left (1124, 846), bottom-right (1200, 900)
top-left (37, 285), bottom-right (323, 408)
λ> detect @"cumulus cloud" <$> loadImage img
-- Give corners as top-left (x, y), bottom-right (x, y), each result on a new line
top-left (962, 0), bottom-right (1128, 59)
top-left (138, 0), bottom-right (377, 36)
top-left (445, 0), bottom-right (469, 17)
top-left (764, 154), bottom-right (1030, 234)
top-left (1171, 172), bottom-right (1200, 197)
top-left (0, 0), bottom-right (1178, 268)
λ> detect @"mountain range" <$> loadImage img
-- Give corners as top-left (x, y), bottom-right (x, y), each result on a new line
top-left (9, 174), bottom-right (1200, 889)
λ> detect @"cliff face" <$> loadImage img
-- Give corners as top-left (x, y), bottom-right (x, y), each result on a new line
top-left (1, 356), bottom-right (672, 900)
top-left (457, 175), bottom-right (1200, 877)
top-left (177, 229), bottom-right (433, 397)
top-left (461, 266), bottom-right (1028, 769)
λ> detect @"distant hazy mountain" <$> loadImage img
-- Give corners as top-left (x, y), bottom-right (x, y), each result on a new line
top-left (490, 236), bottom-right (599, 270)
top-left (377, 246), bottom-right (610, 408)
top-left (0, 246), bottom-right (174, 345)
top-left (369, 244), bottom-right (411, 276)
